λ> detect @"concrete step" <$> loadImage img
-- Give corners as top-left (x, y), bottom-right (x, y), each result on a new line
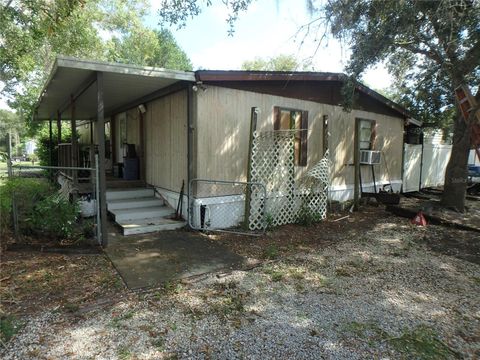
top-left (107, 197), bottom-right (164, 211)
top-left (106, 188), bottom-right (154, 201)
top-left (111, 205), bottom-right (175, 222)
top-left (117, 217), bottom-right (186, 236)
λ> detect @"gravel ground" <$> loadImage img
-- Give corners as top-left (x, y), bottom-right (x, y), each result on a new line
top-left (2, 216), bottom-right (479, 359)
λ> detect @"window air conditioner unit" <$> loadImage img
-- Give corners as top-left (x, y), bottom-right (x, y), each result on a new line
top-left (360, 150), bottom-right (381, 165)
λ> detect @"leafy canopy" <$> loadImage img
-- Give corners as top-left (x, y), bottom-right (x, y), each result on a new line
top-left (241, 54), bottom-right (312, 71)
top-left (320, 0), bottom-right (480, 127)
top-left (1, 0), bottom-right (192, 134)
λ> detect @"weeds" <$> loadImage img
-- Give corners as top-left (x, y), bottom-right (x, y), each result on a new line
top-left (117, 346), bottom-right (133, 360)
top-left (262, 244), bottom-right (279, 260)
top-left (343, 322), bottom-right (460, 359)
top-left (389, 326), bottom-right (460, 359)
top-left (0, 315), bottom-right (23, 346)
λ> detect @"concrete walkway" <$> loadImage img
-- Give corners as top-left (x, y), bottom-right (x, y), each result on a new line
top-left (105, 228), bottom-right (245, 289)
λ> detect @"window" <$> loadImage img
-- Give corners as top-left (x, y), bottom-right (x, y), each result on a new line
top-left (274, 106), bottom-right (308, 166)
top-left (358, 119), bottom-right (376, 150)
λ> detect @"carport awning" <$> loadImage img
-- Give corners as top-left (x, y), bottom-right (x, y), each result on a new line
top-left (34, 56), bottom-right (196, 121)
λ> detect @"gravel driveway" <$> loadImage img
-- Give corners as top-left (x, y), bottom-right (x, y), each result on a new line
top-left (2, 215), bottom-right (479, 359)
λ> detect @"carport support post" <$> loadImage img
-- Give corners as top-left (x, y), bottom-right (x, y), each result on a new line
top-left (57, 111), bottom-right (62, 164)
top-left (48, 117), bottom-right (53, 179)
top-left (71, 96), bottom-right (78, 185)
top-left (96, 71), bottom-right (108, 246)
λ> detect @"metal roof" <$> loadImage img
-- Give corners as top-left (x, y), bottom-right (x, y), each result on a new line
top-left (34, 56), bottom-right (195, 120)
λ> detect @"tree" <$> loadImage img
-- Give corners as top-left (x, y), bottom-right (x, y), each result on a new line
top-left (322, 0), bottom-right (480, 211)
top-left (107, 28), bottom-right (192, 70)
top-left (0, 109), bottom-right (24, 154)
top-left (241, 54), bottom-right (312, 71)
top-left (159, 0), bottom-right (480, 212)
top-left (0, 0), bottom-right (151, 134)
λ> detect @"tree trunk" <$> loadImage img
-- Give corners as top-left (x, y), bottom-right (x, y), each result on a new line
top-left (441, 113), bottom-right (471, 212)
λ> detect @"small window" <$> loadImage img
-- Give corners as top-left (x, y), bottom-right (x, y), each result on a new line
top-left (358, 119), bottom-right (376, 150)
top-left (274, 107), bottom-right (308, 166)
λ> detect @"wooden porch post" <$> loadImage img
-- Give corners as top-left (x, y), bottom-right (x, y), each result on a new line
top-left (57, 111), bottom-right (62, 143)
top-left (71, 96), bottom-right (78, 184)
top-left (49, 117), bottom-right (53, 166)
top-left (96, 71), bottom-right (108, 246)
top-left (57, 111), bottom-right (62, 166)
top-left (139, 109), bottom-right (146, 181)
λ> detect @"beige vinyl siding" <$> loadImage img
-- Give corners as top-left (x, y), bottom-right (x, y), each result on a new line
top-left (329, 109), bottom-right (404, 188)
top-left (145, 90), bottom-right (188, 192)
top-left (195, 85), bottom-right (326, 182)
top-left (195, 85), bottom-right (404, 189)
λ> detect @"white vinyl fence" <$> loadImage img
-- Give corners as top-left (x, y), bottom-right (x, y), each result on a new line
top-left (403, 145), bottom-right (479, 192)
top-left (403, 144), bottom-right (452, 192)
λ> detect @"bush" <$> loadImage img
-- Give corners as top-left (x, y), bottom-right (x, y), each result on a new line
top-left (0, 177), bottom-right (54, 233)
top-left (0, 177), bottom-right (82, 241)
top-left (31, 193), bottom-right (79, 239)
top-left (297, 204), bottom-right (322, 226)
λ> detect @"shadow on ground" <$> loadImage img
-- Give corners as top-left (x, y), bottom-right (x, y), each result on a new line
top-left (105, 228), bottom-right (245, 290)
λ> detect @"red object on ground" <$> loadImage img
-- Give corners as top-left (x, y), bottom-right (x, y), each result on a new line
top-left (411, 211), bottom-right (427, 226)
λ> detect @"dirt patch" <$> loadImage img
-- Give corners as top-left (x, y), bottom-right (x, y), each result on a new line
top-left (419, 226), bottom-right (480, 265)
top-left (204, 206), bottom-right (392, 259)
top-left (0, 251), bottom-right (125, 316)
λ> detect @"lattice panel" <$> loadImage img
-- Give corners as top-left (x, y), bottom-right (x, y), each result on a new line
top-left (248, 131), bottom-right (330, 230)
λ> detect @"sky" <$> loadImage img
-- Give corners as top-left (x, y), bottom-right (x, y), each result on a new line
top-left (146, 0), bottom-right (392, 88)
top-left (0, 0), bottom-right (392, 111)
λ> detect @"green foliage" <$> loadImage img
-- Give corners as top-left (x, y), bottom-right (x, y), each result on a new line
top-left (0, 177), bottom-right (84, 241)
top-left (322, 0), bottom-right (479, 128)
top-left (31, 193), bottom-right (79, 239)
top-left (296, 204), bottom-right (322, 226)
top-left (389, 326), bottom-right (460, 359)
top-left (158, 0), bottom-right (253, 36)
top-left (0, 177), bottom-right (54, 233)
top-left (242, 54), bottom-right (312, 71)
top-left (106, 28), bottom-right (192, 70)
top-left (262, 244), bottom-right (279, 260)
top-left (2, 0), bottom-right (194, 136)
top-left (0, 315), bottom-right (23, 346)
top-left (34, 123), bottom-right (72, 166)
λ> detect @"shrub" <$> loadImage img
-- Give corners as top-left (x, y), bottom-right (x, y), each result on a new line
top-left (0, 177), bottom-right (82, 241)
top-left (0, 177), bottom-right (54, 234)
top-left (297, 204), bottom-right (322, 226)
top-left (31, 193), bottom-right (79, 239)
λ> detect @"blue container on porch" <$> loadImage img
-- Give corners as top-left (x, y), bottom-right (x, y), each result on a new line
top-left (123, 157), bottom-right (139, 180)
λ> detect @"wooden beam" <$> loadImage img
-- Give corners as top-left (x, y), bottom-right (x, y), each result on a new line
top-left (105, 81), bottom-right (189, 118)
top-left (96, 71), bottom-right (108, 246)
top-left (354, 118), bottom-right (361, 211)
top-left (187, 84), bottom-right (194, 226)
top-left (71, 95), bottom-right (78, 185)
top-left (58, 72), bottom-right (97, 115)
top-left (57, 111), bottom-right (62, 143)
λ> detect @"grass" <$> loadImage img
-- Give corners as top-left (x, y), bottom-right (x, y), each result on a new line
top-left (210, 281), bottom-right (247, 318)
top-left (0, 315), bottom-right (24, 346)
top-left (262, 244), bottom-right (279, 260)
top-left (389, 326), bottom-right (460, 359)
top-left (343, 322), bottom-right (460, 359)
top-left (117, 345), bottom-right (133, 360)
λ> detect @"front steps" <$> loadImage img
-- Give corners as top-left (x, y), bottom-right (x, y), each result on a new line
top-left (106, 188), bottom-right (186, 235)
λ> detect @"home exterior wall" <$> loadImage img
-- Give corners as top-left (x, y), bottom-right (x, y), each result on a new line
top-left (195, 85), bottom-right (404, 202)
top-left (329, 109), bottom-right (404, 201)
top-left (144, 89), bottom-right (188, 193)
